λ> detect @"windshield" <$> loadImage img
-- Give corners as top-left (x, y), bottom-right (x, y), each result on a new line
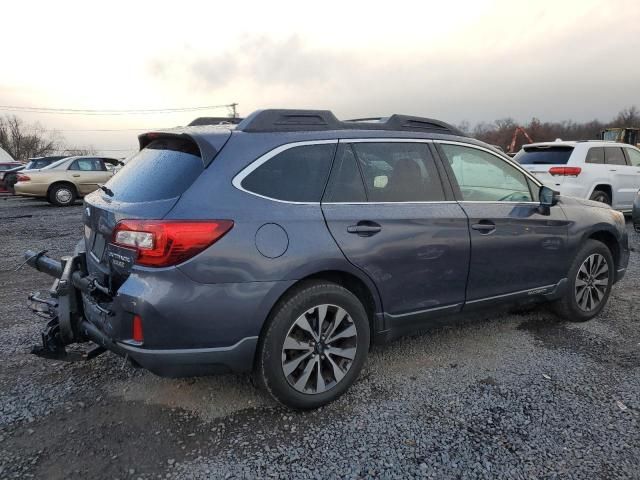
top-left (515, 146), bottom-right (574, 165)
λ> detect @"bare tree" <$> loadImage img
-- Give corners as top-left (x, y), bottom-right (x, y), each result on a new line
top-left (612, 106), bottom-right (640, 127)
top-left (0, 115), bottom-right (63, 161)
top-left (61, 146), bottom-right (98, 156)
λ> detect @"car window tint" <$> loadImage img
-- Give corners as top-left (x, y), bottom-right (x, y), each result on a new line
top-left (440, 144), bottom-right (532, 202)
top-left (351, 142), bottom-right (445, 202)
top-left (105, 138), bottom-right (204, 202)
top-left (625, 148), bottom-right (640, 166)
top-left (323, 145), bottom-right (367, 202)
top-left (605, 147), bottom-right (627, 165)
top-left (585, 147), bottom-right (605, 164)
top-left (241, 143), bottom-right (335, 202)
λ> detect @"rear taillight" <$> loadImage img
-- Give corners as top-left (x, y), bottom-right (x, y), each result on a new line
top-left (16, 174), bottom-right (31, 182)
top-left (549, 166), bottom-right (581, 176)
top-left (112, 220), bottom-right (233, 267)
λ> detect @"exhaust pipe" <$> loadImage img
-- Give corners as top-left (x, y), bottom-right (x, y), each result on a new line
top-left (24, 250), bottom-right (63, 278)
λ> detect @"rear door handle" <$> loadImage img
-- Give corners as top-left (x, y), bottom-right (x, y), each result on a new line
top-left (72, 174), bottom-right (81, 177)
top-left (471, 221), bottom-right (496, 234)
top-left (347, 221), bottom-right (382, 237)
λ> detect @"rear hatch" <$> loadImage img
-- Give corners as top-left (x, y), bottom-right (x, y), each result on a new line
top-left (83, 132), bottom-right (228, 289)
top-left (515, 145), bottom-right (574, 186)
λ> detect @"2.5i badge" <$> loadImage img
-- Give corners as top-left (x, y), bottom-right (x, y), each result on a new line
top-left (106, 243), bottom-right (137, 275)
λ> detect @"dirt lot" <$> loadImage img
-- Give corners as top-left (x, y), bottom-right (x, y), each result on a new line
top-left (1, 195), bottom-right (639, 479)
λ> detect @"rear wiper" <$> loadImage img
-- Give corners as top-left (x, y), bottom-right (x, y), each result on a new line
top-left (99, 185), bottom-right (114, 197)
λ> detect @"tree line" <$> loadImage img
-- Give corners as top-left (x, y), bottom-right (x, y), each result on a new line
top-left (0, 115), bottom-right (95, 161)
top-left (459, 106), bottom-right (640, 151)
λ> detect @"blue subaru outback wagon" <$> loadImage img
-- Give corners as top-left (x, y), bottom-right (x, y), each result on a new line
top-left (26, 109), bottom-right (629, 409)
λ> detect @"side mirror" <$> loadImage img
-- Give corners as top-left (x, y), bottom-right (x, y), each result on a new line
top-left (539, 185), bottom-right (559, 207)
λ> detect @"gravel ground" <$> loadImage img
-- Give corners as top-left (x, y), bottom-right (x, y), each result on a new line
top-left (0, 195), bottom-right (639, 479)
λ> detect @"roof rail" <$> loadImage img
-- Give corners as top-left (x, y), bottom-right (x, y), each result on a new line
top-left (236, 109), bottom-right (465, 136)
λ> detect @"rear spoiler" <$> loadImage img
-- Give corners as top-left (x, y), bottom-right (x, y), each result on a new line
top-left (138, 129), bottom-right (232, 168)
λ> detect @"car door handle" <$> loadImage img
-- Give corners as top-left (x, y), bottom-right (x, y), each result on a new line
top-left (347, 221), bottom-right (382, 236)
top-left (72, 174), bottom-right (81, 177)
top-left (609, 169), bottom-right (617, 172)
top-left (471, 221), bottom-right (496, 234)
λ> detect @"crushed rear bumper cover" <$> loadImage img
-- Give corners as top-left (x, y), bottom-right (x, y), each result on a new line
top-left (24, 249), bottom-right (257, 377)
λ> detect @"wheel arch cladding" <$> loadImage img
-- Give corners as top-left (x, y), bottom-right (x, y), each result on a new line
top-left (588, 230), bottom-right (620, 268)
top-left (256, 270), bottom-right (381, 349)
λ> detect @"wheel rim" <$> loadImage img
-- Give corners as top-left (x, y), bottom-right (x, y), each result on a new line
top-left (281, 304), bottom-right (358, 395)
top-left (592, 193), bottom-right (608, 204)
top-left (56, 188), bottom-right (72, 204)
top-left (575, 253), bottom-right (609, 312)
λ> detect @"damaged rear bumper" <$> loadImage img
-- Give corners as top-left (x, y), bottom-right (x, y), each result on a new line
top-left (24, 249), bottom-right (258, 376)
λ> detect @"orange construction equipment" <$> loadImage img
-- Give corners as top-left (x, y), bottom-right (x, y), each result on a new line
top-left (508, 127), bottom-right (534, 154)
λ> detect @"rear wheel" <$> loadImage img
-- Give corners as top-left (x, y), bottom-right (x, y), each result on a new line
top-left (256, 281), bottom-right (370, 409)
top-left (553, 239), bottom-right (614, 322)
top-left (589, 189), bottom-right (611, 205)
top-left (48, 184), bottom-right (76, 207)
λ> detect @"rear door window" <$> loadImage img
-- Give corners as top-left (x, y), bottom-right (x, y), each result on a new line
top-left (240, 143), bottom-right (336, 202)
top-left (585, 147), bottom-right (605, 164)
top-left (69, 158), bottom-right (104, 171)
top-left (605, 147), bottom-right (628, 166)
top-left (515, 146), bottom-right (574, 165)
top-left (104, 138), bottom-right (204, 202)
top-left (350, 142), bottom-right (445, 202)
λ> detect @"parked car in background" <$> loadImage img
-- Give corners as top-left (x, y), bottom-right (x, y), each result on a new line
top-left (0, 148), bottom-right (22, 193)
top-left (515, 140), bottom-right (640, 212)
top-left (14, 156), bottom-right (122, 206)
top-left (0, 156), bottom-right (69, 194)
top-left (25, 109), bottom-right (629, 410)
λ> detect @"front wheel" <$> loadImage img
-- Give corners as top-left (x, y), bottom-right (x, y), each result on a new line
top-left (553, 239), bottom-right (614, 322)
top-left (256, 281), bottom-right (370, 409)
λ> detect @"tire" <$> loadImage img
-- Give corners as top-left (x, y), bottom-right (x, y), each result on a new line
top-left (48, 184), bottom-right (76, 207)
top-left (589, 189), bottom-right (611, 205)
top-left (256, 281), bottom-right (370, 410)
top-left (553, 239), bottom-right (614, 322)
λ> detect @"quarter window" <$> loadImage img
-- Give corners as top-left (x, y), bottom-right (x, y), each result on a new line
top-left (585, 147), bottom-right (605, 164)
top-left (625, 148), bottom-right (640, 166)
top-left (241, 143), bottom-right (335, 202)
top-left (605, 147), bottom-right (628, 166)
top-left (439, 144), bottom-right (532, 202)
top-left (350, 142), bottom-right (445, 202)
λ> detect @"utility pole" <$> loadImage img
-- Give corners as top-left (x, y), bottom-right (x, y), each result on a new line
top-left (229, 103), bottom-right (238, 118)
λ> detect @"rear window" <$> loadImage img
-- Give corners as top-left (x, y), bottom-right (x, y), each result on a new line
top-left (104, 138), bottom-right (203, 202)
top-left (515, 146), bottom-right (574, 165)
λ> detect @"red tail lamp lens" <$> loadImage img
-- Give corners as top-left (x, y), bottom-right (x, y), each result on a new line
top-left (16, 174), bottom-right (31, 181)
top-left (132, 314), bottom-right (144, 343)
top-left (549, 166), bottom-right (581, 176)
top-left (112, 220), bottom-right (234, 267)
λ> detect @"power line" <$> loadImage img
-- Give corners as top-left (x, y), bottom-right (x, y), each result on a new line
top-left (0, 103), bottom-right (237, 116)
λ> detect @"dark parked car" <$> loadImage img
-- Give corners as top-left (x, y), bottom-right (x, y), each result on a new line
top-left (25, 109), bottom-right (629, 409)
top-left (0, 161), bottom-right (23, 193)
top-left (0, 156), bottom-right (68, 193)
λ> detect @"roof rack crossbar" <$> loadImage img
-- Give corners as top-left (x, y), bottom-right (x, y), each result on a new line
top-left (236, 109), bottom-right (465, 136)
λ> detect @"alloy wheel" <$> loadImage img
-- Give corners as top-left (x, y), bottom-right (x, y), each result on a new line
top-left (281, 304), bottom-right (358, 395)
top-left (575, 253), bottom-right (609, 312)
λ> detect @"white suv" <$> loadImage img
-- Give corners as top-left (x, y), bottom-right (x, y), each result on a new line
top-left (515, 140), bottom-right (640, 212)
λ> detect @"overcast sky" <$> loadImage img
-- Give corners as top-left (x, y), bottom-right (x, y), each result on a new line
top-left (1, 0), bottom-right (639, 156)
